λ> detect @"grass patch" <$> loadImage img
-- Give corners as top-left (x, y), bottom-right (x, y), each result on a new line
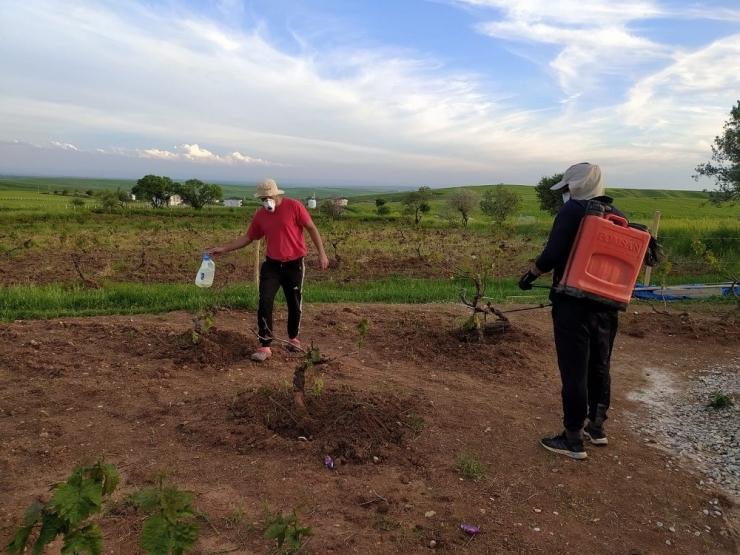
top-left (455, 453), bottom-right (486, 481)
top-left (706, 391), bottom-right (734, 410)
top-left (0, 275), bottom-right (541, 322)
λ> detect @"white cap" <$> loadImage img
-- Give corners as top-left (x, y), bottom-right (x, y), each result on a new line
top-left (551, 163), bottom-right (604, 200)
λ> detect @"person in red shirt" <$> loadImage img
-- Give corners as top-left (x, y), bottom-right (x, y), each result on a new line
top-left (208, 179), bottom-right (329, 361)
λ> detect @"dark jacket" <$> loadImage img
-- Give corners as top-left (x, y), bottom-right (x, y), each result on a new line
top-left (535, 196), bottom-right (626, 306)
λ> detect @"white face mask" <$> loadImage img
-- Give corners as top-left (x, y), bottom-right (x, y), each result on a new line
top-left (262, 198), bottom-right (276, 212)
top-left (562, 192), bottom-right (571, 203)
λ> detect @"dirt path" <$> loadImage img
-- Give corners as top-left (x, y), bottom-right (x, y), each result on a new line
top-left (0, 303), bottom-right (738, 554)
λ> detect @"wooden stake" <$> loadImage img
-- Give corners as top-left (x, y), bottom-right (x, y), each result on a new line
top-left (642, 211), bottom-right (662, 286)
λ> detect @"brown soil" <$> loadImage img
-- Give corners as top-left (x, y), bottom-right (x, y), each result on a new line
top-left (1, 304), bottom-right (739, 554)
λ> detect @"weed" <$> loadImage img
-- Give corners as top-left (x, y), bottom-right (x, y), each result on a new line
top-left (407, 414), bottom-right (425, 435)
top-left (373, 515), bottom-right (401, 531)
top-left (229, 391), bottom-right (240, 419)
top-left (225, 505), bottom-right (246, 529)
top-left (357, 318), bottom-right (369, 348)
top-left (455, 453), bottom-right (487, 481)
top-left (310, 377), bottom-right (324, 396)
top-left (262, 501), bottom-right (313, 554)
top-left (707, 391), bottom-right (734, 409)
top-left (278, 379), bottom-right (292, 395)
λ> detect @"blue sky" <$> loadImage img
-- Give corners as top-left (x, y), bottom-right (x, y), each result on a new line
top-left (1, 0), bottom-right (739, 190)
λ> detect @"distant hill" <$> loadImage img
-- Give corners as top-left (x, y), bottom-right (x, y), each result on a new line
top-left (1, 175), bottom-right (710, 199)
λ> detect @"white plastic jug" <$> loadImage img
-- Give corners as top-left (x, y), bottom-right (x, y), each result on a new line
top-left (195, 254), bottom-right (215, 288)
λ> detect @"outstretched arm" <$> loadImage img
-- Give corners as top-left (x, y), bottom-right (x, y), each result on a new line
top-left (305, 220), bottom-right (329, 270)
top-left (207, 232), bottom-right (255, 257)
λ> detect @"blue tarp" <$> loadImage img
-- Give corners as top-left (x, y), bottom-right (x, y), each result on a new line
top-left (632, 283), bottom-right (739, 301)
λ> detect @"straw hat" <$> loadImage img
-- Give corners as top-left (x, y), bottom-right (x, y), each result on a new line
top-left (253, 179), bottom-right (285, 198)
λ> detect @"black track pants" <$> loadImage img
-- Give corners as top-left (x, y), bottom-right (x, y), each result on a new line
top-left (257, 257), bottom-right (305, 347)
top-left (551, 298), bottom-right (619, 432)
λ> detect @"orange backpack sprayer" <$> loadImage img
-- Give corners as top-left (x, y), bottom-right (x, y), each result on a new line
top-left (557, 202), bottom-right (651, 311)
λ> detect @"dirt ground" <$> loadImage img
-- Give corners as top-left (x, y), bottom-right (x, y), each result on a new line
top-left (1, 302), bottom-right (739, 555)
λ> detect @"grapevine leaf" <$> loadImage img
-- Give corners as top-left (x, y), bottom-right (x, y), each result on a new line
top-left (263, 522), bottom-right (285, 540)
top-left (6, 525), bottom-right (33, 555)
top-left (61, 523), bottom-right (102, 555)
top-left (51, 479), bottom-right (103, 526)
top-left (140, 513), bottom-right (173, 555)
top-left (22, 500), bottom-right (45, 526)
top-left (100, 464), bottom-right (120, 496)
top-left (32, 512), bottom-right (67, 555)
top-left (171, 521), bottom-right (199, 555)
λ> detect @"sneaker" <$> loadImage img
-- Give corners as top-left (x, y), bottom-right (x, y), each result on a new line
top-left (541, 432), bottom-right (587, 460)
top-left (285, 338), bottom-right (302, 352)
top-left (251, 347), bottom-right (272, 361)
top-left (584, 422), bottom-right (608, 445)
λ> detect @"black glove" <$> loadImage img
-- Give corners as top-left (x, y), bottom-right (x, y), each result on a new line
top-left (518, 270), bottom-right (538, 291)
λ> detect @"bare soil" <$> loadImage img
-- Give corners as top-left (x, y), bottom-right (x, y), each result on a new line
top-left (1, 303), bottom-right (739, 554)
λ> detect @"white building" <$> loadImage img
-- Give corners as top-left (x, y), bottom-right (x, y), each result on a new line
top-left (223, 199), bottom-right (242, 207)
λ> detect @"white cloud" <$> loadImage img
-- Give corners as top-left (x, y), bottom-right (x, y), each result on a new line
top-left (137, 148), bottom-right (179, 161)
top-left (127, 144), bottom-right (276, 166)
top-left (50, 141), bottom-right (78, 151)
top-left (617, 35), bottom-right (740, 141)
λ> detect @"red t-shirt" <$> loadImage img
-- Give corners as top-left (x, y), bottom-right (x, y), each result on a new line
top-left (247, 197), bottom-right (312, 262)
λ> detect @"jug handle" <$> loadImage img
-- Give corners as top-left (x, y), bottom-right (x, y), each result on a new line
top-left (605, 214), bottom-right (628, 227)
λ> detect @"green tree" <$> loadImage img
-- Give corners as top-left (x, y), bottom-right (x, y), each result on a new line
top-left (117, 187), bottom-right (133, 206)
top-left (132, 175), bottom-right (176, 209)
top-left (375, 198), bottom-right (390, 216)
top-left (95, 189), bottom-right (121, 211)
top-left (446, 188), bottom-right (480, 227)
top-left (173, 179), bottom-right (223, 210)
top-left (535, 173), bottom-right (565, 215)
top-left (694, 100), bottom-right (740, 205)
top-left (319, 199), bottom-right (343, 220)
top-left (480, 185), bottom-right (522, 224)
top-left (402, 186), bottom-right (433, 224)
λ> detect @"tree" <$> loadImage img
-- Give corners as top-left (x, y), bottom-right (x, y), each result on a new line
top-left (402, 186), bottom-right (433, 224)
top-left (117, 187), bottom-right (133, 207)
top-left (534, 173), bottom-right (565, 215)
top-left (95, 189), bottom-right (121, 211)
top-left (446, 188), bottom-right (480, 227)
top-left (132, 174), bottom-right (176, 208)
top-left (174, 179), bottom-right (223, 210)
top-left (319, 199), bottom-right (344, 220)
top-left (694, 101), bottom-right (740, 205)
top-left (480, 185), bottom-right (522, 224)
top-left (375, 198), bottom-right (390, 216)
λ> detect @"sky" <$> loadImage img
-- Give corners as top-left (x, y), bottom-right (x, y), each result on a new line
top-left (1, 0), bottom-right (739, 190)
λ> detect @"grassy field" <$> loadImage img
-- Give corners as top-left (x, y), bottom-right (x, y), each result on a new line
top-left (0, 176), bottom-right (738, 321)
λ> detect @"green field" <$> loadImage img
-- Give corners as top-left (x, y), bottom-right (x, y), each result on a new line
top-left (0, 176), bottom-right (738, 321)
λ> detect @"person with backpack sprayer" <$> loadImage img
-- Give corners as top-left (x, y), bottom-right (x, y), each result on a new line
top-left (518, 163), bottom-right (630, 460)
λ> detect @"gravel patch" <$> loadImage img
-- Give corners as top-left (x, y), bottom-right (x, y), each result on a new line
top-left (626, 359), bottom-right (740, 503)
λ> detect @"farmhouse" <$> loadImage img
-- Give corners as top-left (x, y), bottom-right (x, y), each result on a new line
top-left (223, 199), bottom-right (242, 207)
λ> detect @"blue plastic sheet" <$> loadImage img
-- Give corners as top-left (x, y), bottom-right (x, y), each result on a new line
top-left (632, 283), bottom-right (739, 301)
